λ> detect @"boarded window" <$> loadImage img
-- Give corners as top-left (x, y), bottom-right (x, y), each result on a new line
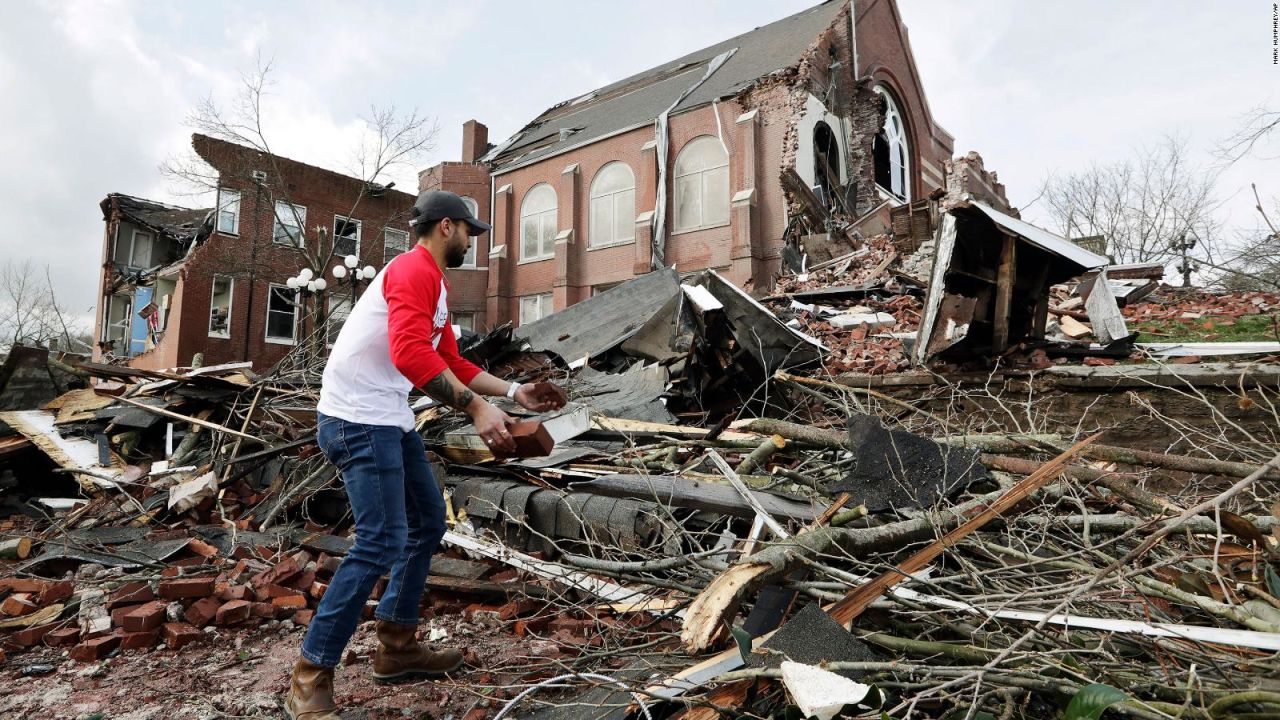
top-left (453, 311), bottom-right (475, 333)
top-left (460, 197), bottom-right (480, 266)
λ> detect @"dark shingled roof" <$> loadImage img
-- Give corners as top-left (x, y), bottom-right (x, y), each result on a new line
top-left (101, 193), bottom-right (211, 242)
top-left (489, 0), bottom-right (847, 172)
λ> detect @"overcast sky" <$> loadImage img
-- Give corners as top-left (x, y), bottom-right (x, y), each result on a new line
top-left (2, 0), bottom-right (1276, 325)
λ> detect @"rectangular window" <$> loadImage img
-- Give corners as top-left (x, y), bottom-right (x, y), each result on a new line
top-left (129, 230), bottom-right (153, 269)
top-left (265, 284), bottom-right (299, 343)
top-left (208, 276), bottom-right (233, 338)
top-left (518, 292), bottom-right (553, 326)
top-left (383, 228), bottom-right (411, 263)
top-left (273, 201), bottom-right (306, 246)
top-left (452, 311), bottom-right (475, 333)
top-left (217, 188), bottom-right (241, 235)
top-left (333, 215), bottom-right (361, 258)
top-left (326, 294), bottom-right (352, 347)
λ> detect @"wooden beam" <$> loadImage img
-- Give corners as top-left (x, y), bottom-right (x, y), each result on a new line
top-left (991, 232), bottom-right (1017, 351)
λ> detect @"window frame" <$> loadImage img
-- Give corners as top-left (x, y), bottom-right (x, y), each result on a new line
top-left (873, 86), bottom-right (911, 202)
top-left (672, 136), bottom-right (731, 234)
top-left (459, 197), bottom-right (480, 267)
top-left (325, 293), bottom-right (353, 348)
top-left (264, 283), bottom-right (300, 345)
top-left (217, 188), bottom-right (241, 236)
top-left (332, 215), bottom-right (362, 259)
top-left (518, 184), bottom-right (558, 263)
top-left (127, 229), bottom-right (153, 269)
top-left (272, 201), bottom-right (307, 247)
top-left (588, 162), bottom-right (636, 249)
top-left (207, 275), bottom-right (234, 339)
top-left (383, 227), bottom-right (411, 264)
top-left (518, 292), bottom-right (554, 326)
top-left (452, 311), bottom-right (476, 333)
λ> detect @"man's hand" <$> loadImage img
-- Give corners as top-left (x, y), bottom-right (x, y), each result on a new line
top-left (514, 382), bottom-right (568, 412)
top-left (471, 401), bottom-right (517, 454)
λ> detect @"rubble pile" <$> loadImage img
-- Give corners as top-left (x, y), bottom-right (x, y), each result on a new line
top-left (3, 242), bottom-right (1280, 718)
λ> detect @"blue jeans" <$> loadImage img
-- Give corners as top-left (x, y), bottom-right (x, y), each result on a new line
top-left (300, 413), bottom-right (447, 668)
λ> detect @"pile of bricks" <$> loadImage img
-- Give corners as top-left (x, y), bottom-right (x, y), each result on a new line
top-left (0, 541), bottom-right (355, 663)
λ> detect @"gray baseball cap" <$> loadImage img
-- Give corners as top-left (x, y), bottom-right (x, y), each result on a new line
top-left (408, 190), bottom-right (491, 235)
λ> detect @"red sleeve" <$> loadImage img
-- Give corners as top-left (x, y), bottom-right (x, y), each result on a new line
top-left (383, 253), bottom-right (483, 389)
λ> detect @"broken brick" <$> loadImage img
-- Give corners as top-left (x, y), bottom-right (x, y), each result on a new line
top-left (184, 596), bottom-right (222, 627)
top-left (215, 600), bottom-right (253, 625)
top-left (308, 581), bottom-right (328, 600)
top-left (288, 570), bottom-right (316, 592)
top-left (219, 585), bottom-right (249, 602)
top-left (122, 601), bottom-right (169, 633)
top-left (12, 622), bottom-right (59, 647)
top-left (46, 627), bottom-right (81, 647)
top-left (250, 602), bottom-right (278, 619)
top-left (1, 593), bottom-right (36, 617)
top-left (107, 582), bottom-right (154, 609)
top-left (70, 635), bottom-right (121, 662)
top-left (161, 622), bottom-right (202, 650)
top-left (115, 628), bottom-right (160, 651)
top-left (252, 583), bottom-right (298, 601)
top-left (157, 577), bottom-right (216, 599)
top-left (186, 538), bottom-right (220, 558)
top-left (251, 556), bottom-right (300, 588)
top-left (0, 578), bottom-right (48, 594)
top-left (271, 594), bottom-right (308, 611)
top-left (35, 580), bottom-right (73, 606)
top-left (293, 609), bottom-right (314, 626)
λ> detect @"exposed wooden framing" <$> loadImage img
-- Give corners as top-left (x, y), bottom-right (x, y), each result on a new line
top-left (991, 231), bottom-right (1017, 351)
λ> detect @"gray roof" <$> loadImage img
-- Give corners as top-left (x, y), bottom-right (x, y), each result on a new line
top-left (103, 193), bottom-right (212, 242)
top-left (489, 0), bottom-right (848, 173)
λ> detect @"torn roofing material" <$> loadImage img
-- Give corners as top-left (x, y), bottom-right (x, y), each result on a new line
top-left (486, 0), bottom-right (848, 172)
top-left (513, 268), bottom-right (681, 363)
top-left (100, 193), bottom-right (212, 242)
top-left (969, 201), bottom-right (1109, 271)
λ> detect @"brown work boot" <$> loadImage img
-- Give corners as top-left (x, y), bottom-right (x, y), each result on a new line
top-left (372, 619), bottom-right (464, 683)
top-left (283, 657), bottom-right (341, 720)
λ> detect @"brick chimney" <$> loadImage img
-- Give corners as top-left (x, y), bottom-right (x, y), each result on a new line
top-left (461, 120), bottom-right (488, 164)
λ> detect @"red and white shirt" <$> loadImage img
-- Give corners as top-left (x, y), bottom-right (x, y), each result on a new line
top-left (318, 244), bottom-right (482, 431)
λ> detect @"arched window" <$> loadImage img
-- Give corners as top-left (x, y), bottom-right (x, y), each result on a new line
top-left (519, 184), bottom-right (557, 261)
top-left (460, 196), bottom-right (480, 266)
top-left (873, 87), bottom-right (910, 201)
top-left (673, 136), bottom-right (729, 232)
top-left (588, 162), bottom-right (636, 248)
top-left (813, 121), bottom-right (841, 206)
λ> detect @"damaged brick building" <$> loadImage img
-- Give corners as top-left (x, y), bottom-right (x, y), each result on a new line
top-left (421, 0), bottom-right (999, 328)
top-left (93, 0), bottom-right (1009, 368)
top-left (94, 136), bottom-right (416, 369)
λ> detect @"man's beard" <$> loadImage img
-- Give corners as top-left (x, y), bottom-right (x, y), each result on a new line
top-left (445, 240), bottom-right (468, 268)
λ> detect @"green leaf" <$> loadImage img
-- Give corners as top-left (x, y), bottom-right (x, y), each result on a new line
top-left (729, 623), bottom-right (753, 665)
top-left (1266, 564), bottom-right (1280, 599)
top-left (1065, 683), bottom-right (1129, 720)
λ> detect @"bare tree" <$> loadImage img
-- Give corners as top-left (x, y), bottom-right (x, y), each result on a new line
top-left (0, 259), bottom-right (93, 353)
top-left (1218, 105), bottom-right (1280, 163)
top-left (1039, 136), bottom-right (1223, 274)
top-left (160, 57), bottom-right (437, 358)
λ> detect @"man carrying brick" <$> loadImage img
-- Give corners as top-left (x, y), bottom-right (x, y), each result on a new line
top-left (285, 190), bottom-right (566, 719)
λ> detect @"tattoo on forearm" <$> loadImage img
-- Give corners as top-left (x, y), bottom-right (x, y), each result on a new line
top-left (425, 373), bottom-right (475, 411)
